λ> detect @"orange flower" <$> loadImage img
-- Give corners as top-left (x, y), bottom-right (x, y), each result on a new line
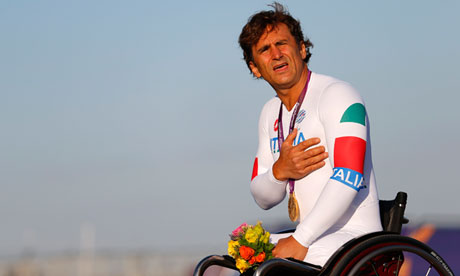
top-left (239, 246), bottom-right (255, 260)
top-left (248, 256), bottom-right (256, 265)
top-left (255, 252), bottom-right (266, 263)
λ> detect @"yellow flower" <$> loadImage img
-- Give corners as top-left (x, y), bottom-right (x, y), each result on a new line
top-left (245, 228), bottom-right (258, 243)
top-left (236, 258), bottom-right (250, 273)
top-left (259, 230), bottom-right (267, 243)
top-left (262, 231), bottom-right (270, 244)
top-left (254, 222), bottom-right (264, 236)
top-left (227, 240), bottom-right (239, 258)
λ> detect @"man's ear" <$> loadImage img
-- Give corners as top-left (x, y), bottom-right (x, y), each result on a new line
top-left (249, 61), bottom-right (262, 78)
top-left (300, 42), bottom-right (307, 60)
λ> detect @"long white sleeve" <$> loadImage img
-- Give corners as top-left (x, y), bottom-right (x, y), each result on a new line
top-left (250, 166), bottom-right (287, 210)
top-left (250, 99), bottom-right (288, 209)
top-left (292, 82), bottom-right (368, 247)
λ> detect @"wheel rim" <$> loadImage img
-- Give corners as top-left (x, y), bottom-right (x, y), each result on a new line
top-left (346, 244), bottom-right (453, 276)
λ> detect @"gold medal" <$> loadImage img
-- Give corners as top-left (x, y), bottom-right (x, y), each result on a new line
top-left (278, 71), bottom-right (311, 223)
top-left (288, 192), bottom-right (299, 222)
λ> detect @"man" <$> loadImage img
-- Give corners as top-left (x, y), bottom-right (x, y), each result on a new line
top-left (239, 3), bottom-right (382, 266)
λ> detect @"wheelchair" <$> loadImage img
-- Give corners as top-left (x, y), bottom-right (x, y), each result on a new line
top-left (194, 192), bottom-right (455, 276)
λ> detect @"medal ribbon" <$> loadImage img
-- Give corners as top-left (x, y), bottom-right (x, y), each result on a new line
top-left (277, 70), bottom-right (312, 194)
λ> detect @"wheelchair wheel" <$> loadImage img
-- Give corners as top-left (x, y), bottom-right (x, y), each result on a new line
top-left (329, 234), bottom-right (454, 276)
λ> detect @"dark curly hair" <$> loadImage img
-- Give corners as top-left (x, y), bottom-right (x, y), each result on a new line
top-left (238, 2), bottom-right (313, 75)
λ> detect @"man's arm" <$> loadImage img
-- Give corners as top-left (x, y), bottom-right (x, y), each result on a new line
top-left (274, 82), bottom-right (369, 259)
top-left (293, 82), bottom-right (368, 246)
top-left (250, 103), bottom-right (287, 209)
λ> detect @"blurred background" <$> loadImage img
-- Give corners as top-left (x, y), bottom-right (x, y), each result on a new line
top-left (1, 0), bottom-right (459, 275)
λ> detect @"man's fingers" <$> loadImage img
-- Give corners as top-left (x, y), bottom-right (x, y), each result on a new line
top-left (303, 146), bottom-right (326, 158)
top-left (295, 152), bottom-right (328, 169)
top-left (305, 161), bottom-right (326, 174)
top-left (272, 247), bottom-right (279, 257)
top-left (290, 146), bottom-right (326, 161)
top-left (283, 128), bottom-right (298, 146)
top-left (295, 137), bottom-right (321, 151)
top-left (292, 161), bottom-right (326, 178)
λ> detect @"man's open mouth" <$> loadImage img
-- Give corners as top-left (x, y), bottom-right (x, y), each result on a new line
top-left (273, 63), bottom-right (288, 71)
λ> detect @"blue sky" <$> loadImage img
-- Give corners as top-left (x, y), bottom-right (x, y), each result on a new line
top-left (1, 0), bottom-right (459, 256)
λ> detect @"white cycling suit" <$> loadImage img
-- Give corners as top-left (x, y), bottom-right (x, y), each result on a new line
top-left (250, 72), bottom-right (382, 266)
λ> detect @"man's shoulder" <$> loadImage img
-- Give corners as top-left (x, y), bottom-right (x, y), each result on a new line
top-left (312, 72), bottom-right (361, 101)
top-left (256, 97), bottom-right (280, 129)
top-left (312, 72), bottom-right (352, 91)
top-left (312, 72), bottom-right (365, 117)
top-left (260, 96), bottom-right (281, 114)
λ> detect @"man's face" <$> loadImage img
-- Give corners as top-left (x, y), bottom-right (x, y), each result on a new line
top-left (249, 23), bottom-right (307, 91)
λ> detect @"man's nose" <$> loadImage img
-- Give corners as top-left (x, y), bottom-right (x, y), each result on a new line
top-left (270, 45), bottom-right (282, 59)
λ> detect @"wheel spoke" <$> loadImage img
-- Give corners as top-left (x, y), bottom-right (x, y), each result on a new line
top-left (396, 254), bottom-right (402, 275)
top-left (370, 261), bottom-right (379, 276)
top-left (424, 265), bottom-right (433, 276)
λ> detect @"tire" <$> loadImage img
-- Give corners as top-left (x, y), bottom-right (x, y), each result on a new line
top-left (329, 234), bottom-right (454, 276)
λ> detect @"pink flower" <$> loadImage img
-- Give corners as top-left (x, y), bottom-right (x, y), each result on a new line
top-left (232, 223), bottom-right (248, 237)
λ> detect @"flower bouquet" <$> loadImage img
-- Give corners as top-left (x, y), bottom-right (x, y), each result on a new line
top-left (227, 221), bottom-right (275, 274)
